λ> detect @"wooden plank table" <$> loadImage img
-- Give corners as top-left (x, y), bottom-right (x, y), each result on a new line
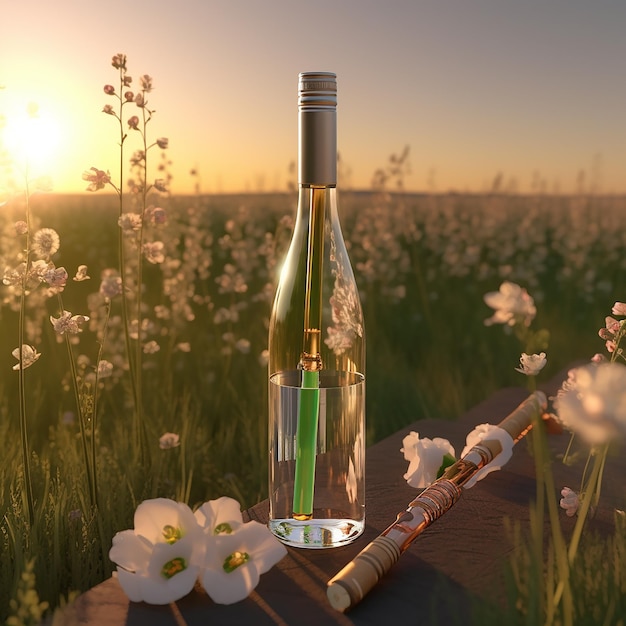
top-left (50, 376), bottom-right (624, 625)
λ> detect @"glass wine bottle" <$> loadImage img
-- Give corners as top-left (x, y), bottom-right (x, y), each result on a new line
top-left (268, 72), bottom-right (365, 549)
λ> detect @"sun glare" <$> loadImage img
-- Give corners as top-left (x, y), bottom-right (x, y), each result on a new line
top-left (2, 101), bottom-right (61, 176)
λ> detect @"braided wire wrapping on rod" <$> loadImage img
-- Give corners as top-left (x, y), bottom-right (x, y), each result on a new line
top-left (408, 479), bottom-right (461, 524)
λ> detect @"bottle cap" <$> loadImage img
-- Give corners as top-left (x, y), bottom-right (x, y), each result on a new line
top-left (299, 72), bottom-right (337, 110)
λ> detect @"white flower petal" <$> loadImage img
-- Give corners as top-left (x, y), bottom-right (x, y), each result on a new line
top-left (134, 498), bottom-right (198, 544)
top-left (236, 521), bottom-right (287, 575)
top-left (110, 505), bottom-right (203, 605)
top-left (115, 568), bottom-right (145, 603)
top-left (201, 562), bottom-right (260, 605)
top-left (195, 496), bottom-right (243, 532)
top-left (109, 530), bottom-right (152, 572)
top-left (401, 433), bottom-right (455, 488)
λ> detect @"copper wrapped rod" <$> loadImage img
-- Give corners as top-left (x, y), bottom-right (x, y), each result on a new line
top-left (326, 390), bottom-right (547, 612)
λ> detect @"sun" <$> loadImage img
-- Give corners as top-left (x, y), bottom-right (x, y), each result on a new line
top-left (2, 98), bottom-right (61, 177)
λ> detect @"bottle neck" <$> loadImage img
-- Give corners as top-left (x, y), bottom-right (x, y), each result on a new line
top-left (298, 108), bottom-right (337, 186)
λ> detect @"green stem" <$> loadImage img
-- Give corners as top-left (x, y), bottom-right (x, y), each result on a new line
top-left (293, 371), bottom-right (320, 517)
top-left (17, 186), bottom-right (35, 526)
top-left (58, 296), bottom-right (97, 509)
top-left (114, 65), bottom-right (142, 455)
top-left (528, 400), bottom-right (572, 626)
top-left (132, 101), bottom-right (151, 456)
top-left (91, 299), bottom-right (111, 510)
top-left (567, 447), bottom-right (606, 563)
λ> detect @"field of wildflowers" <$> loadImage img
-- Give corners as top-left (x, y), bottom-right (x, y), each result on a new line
top-left (2, 53), bottom-right (626, 623)
top-left (3, 187), bottom-right (625, 622)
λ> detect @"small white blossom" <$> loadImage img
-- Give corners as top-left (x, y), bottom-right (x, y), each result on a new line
top-left (401, 432), bottom-right (455, 488)
top-left (2, 264), bottom-right (25, 286)
top-left (12, 345), bottom-right (41, 370)
top-left (484, 281), bottom-right (536, 327)
top-left (31, 228), bottom-right (60, 259)
top-left (73, 265), bottom-right (90, 281)
top-left (143, 340), bottom-right (160, 354)
top-left (554, 362), bottom-right (626, 445)
top-left (612, 302), bottom-right (626, 317)
top-left (97, 360), bottom-right (114, 379)
top-left (14, 221), bottom-right (28, 235)
top-left (559, 487), bottom-right (579, 517)
top-left (153, 179), bottom-right (168, 193)
top-left (42, 266), bottom-right (68, 290)
top-left (118, 213), bottom-right (142, 235)
top-left (99, 270), bottom-right (123, 299)
top-left (143, 241), bottom-right (165, 264)
top-left (515, 352), bottom-right (547, 376)
top-left (159, 433), bottom-right (180, 450)
top-left (50, 311), bottom-right (90, 335)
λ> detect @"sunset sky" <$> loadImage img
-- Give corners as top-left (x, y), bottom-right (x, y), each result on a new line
top-left (3, 0), bottom-right (626, 195)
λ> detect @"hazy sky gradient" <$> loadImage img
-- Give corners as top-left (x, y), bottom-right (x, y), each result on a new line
top-left (3, 0), bottom-right (626, 194)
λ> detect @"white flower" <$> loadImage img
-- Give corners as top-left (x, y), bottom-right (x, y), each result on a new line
top-left (612, 302), bottom-right (626, 317)
top-left (143, 241), bottom-right (165, 264)
top-left (143, 340), bottom-right (160, 354)
top-left (401, 432), bottom-right (455, 488)
top-left (118, 213), bottom-right (143, 235)
top-left (554, 362), bottom-right (626, 446)
top-left (159, 433), bottom-right (180, 450)
top-left (559, 487), bottom-right (579, 517)
top-left (31, 228), bottom-right (60, 259)
top-left (14, 221), bottom-right (28, 235)
top-left (198, 521), bottom-right (287, 605)
top-left (42, 266), bottom-right (68, 290)
top-left (99, 270), bottom-right (123, 299)
top-left (234, 338), bottom-right (251, 354)
top-left (12, 345), bottom-right (41, 370)
top-left (483, 281), bottom-right (536, 327)
top-left (2, 264), bottom-right (25, 286)
top-left (73, 265), bottom-right (90, 281)
top-left (515, 352), bottom-right (547, 376)
top-left (195, 497), bottom-right (287, 604)
top-left (195, 496), bottom-right (244, 536)
top-left (109, 498), bottom-right (204, 605)
top-left (50, 311), bottom-right (90, 335)
top-left (97, 360), bottom-right (114, 379)
top-left (460, 424), bottom-right (514, 488)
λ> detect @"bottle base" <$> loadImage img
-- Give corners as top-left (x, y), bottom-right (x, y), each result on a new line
top-left (269, 518), bottom-right (364, 549)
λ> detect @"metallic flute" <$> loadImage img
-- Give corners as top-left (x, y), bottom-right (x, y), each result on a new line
top-left (326, 391), bottom-right (547, 612)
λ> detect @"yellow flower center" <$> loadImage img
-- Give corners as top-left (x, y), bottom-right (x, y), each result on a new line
top-left (222, 550), bottom-right (250, 573)
top-left (214, 522), bottom-right (233, 535)
top-left (161, 557), bottom-right (186, 579)
top-left (162, 525), bottom-right (182, 544)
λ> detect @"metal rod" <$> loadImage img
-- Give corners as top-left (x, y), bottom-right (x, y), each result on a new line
top-left (326, 390), bottom-right (547, 612)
